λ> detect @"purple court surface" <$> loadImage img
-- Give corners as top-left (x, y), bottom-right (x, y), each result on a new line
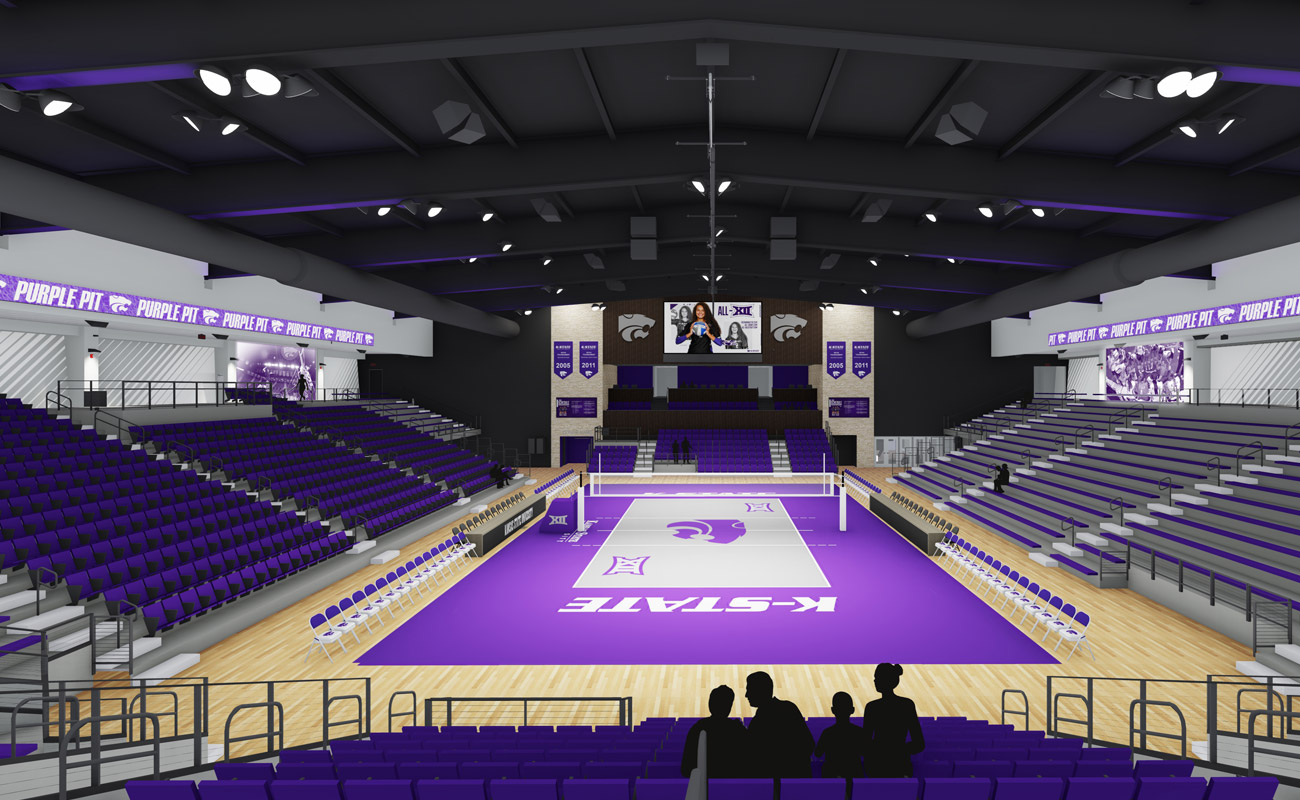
top-left (355, 485), bottom-right (1057, 666)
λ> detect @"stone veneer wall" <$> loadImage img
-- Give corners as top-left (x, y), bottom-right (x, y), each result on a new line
top-left (821, 306), bottom-right (875, 468)
top-left (550, 304), bottom-right (605, 467)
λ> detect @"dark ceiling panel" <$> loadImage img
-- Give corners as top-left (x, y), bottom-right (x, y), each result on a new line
top-left (329, 61), bottom-right (497, 148)
top-left (1141, 88), bottom-right (1300, 167)
top-left (0, 108), bottom-right (159, 173)
top-left (1023, 89), bottom-right (1207, 158)
top-left (583, 41), bottom-right (707, 131)
top-left (710, 41), bottom-right (838, 132)
top-left (815, 51), bottom-right (962, 140)
top-left (944, 62), bottom-right (1088, 147)
top-left (456, 50), bottom-right (604, 139)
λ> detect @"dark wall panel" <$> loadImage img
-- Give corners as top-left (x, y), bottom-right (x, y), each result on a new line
top-left (604, 296), bottom-right (822, 365)
top-left (874, 310), bottom-right (1059, 435)
top-left (362, 309), bottom-right (551, 458)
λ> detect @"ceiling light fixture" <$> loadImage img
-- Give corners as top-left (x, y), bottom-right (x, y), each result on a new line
top-left (1185, 67), bottom-right (1220, 98)
top-left (376, 206), bottom-right (393, 217)
top-left (219, 116), bottom-right (246, 136)
top-left (1217, 115), bottom-right (1239, 134)
top-left (397, 200), bottom-right (420, 215)
top-left (38, 90), bottom-right (81, 117)
top-left (425, 204), bottom-right (443, 218)
top-left (1103, 76), bottom-right (1135, 100)
top-left (523, 309), bottom-right (533, 316)
top-left (869, 258), bottom-right (879, 266)
top-left (0, 85), bottom-right (20, 113)
top-left (196, 65), bottom-right (233, 97)
top-left (714, 227), bottom-right (725, 238)
top-left (468, 257), bottom-right (478, 263)
top-left (481, 212), bottom-right (495, 222)
top-left (923, 211), bottom-right (938, 223)
top-left (1031, 207), bottom-right (1046, 218)
top-left (946, 257), bottom-right (956, 263)
top-left (892, 309), bottom-right (902, 316)
top-left (1156, 68), bottom-right (1194, 98)
top-left (690, 179), bottom-right (706, 195)
top-left (542, 257), bottom-right (553, 266)
top-left (717, 178), bottom-right (733, 193)
top-left (977, 203), bottom-right (994, 218)
top-left (1132, 77), bottom-right (1157, 100)
top-left (500, 241), bottom-right (513, 252)
top-left (282, 74), bottom-right (317, 99)
top-left (174, 110), bottom-right (203, 132)
top-left (1176, 121), bottom-right (1199, 138)
top-left (244, 66), bottom-right (283, 97)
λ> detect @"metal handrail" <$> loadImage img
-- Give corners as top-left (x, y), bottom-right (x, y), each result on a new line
top-left (1156, 476), bottom-right (1175, 508)
top-left (1060, 516), bottom-right (1077, 546)
top-left (1075, 425), bottom-right (1095, 448)
top-left (32, 566), bottom-right (57, 617)
top-left (1236, 440), bottom-right (1265, 477)
top-left (60, 712), bottom-right (161, 800)
top-left (423, 696), bottom-right (634, 728)
top-left (127, 689), bottom-right (179, 740)
top-left (11, 695), bottom-right (80, 755)
top-left (1246, 709), bottom-right (1300, 776)
top-left (388, 690), bottom-right (418, 732)
top-left (1108, 497), bottom-right (1127, 532)
top-left (324, 693), bottom-right (365, 743)
top-left (1207, 456), bottom-right (1223, 487)
top-left (223, 701), bottom-right (284, 762)
top-left (1128, 699), bottom-right (1187, 757)
top-left (45, 390), bottom-right (73, 416)
top-left (1001, 689), bottom-right (1029, 729)
top-left (1051, 691), bottom-right (1093, 740)
top-left (92, 408), bottom-right (139, 442)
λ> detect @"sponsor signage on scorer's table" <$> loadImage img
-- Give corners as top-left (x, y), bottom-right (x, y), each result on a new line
top-left (0, 273), bottom-right (373, 346)
top-left (1047, 291), bottom-right (1300, 347)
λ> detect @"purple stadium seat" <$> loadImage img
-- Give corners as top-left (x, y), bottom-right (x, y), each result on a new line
top-left (921, 778), bottom-right (992, 800)
top-left (991, 778), bottom-right (1065, 800)
top-left (278, 750), bottom-right (332, 763)
top-left (1202, 777), bottom-right (1279, 800)
top-left (1078, 748), bottom-right (1130, 762)
top-left (460, 762), bottom-right (521, 780)
top-left (1013, 763), bottom-right (1074, 779)
top-left (1133, 778), bottom-right (1208, 800)
top-left (560, 779), bottom-right (633, 800)
top-left (337, 762), bottom-right (398, 780)
top-left (268, 781), bottom-right (344, 800)
top-left (414, 780), bottom-right (488, 800)
top-left (645, 763), bottom-right (681, 779)
top-left (213, 764), bottom-right (276, 781)
top-left (954, 762), bottom-right (1013, 779)
top-left (778, 779), bottom-right (846, 800)
top-left (634, 780), bottom-right (690, 800)
top-left (276, 763), bottom-right (336, 780)
top-left (579, 762), bottom-right (642, 780)
top-left (521, 763), bottom-right (583, 780)
top-left (487, 779), bottom-right (559, 800)
top-left (914, 761), bottom-right (954, 778)
top-left (708, 779), bottom-right (775, 800)
top-left (198, 781), bottom-right (272, 800)
top-left (1062, 778), bottom-right (1136, 800)
top-left (850, 779), bottom-right (919, 800)
top-left (1072, 762), bottom-right (1132, 779)
top-left (398, 764), bottom-right (461, 780)
top-left (126, 782), bottom-right (201, 800)
top-left (341, 780), bottom-right (416, 800)
top-left (1132, 762), bottom-right (1194, 779)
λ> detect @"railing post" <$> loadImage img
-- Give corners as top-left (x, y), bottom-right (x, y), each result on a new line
top-left (446, 699), bottom-right (452, 727)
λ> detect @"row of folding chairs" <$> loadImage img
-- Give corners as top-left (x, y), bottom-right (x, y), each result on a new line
top-left (890, 491), bottom-right (959, 534)
top-left (936, 533), bottom-right (1094, 662)
top-left (460, 493), bottom-right (527, 534)
top-left (306, 533), bottom-right (477, 662)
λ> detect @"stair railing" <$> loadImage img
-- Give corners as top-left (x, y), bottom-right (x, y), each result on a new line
top-left (1235, 440), bottom-right (1265, 477)
top-left (1206, 456), bottom-right (1223, 488)
top-left (1156, 476), bottom-right (1175, 508)
top-left (1108, 497), bottom-right (1127, 532)
top-left (32, 566), bottom-right (58, 617)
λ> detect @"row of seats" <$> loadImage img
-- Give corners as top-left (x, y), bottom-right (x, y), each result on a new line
top-left (308, 534), bottom-right (475, 660)
top-left (785, 429), bottom-right (836, 473)
top-left (460, 493), bottom-right (529, 536)
top-left (535, 471), bottom-right (576, 495)
top-left (889, 492), bottom-right (960, 534)
top-left (590, 446), bottom-right (637, 474)
top-left (652, 430), bottom-right (773, 474)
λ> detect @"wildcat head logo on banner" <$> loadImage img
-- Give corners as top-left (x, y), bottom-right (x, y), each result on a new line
top-left (578, 341), bottom-right (599, 379)
top-left (852, 341), bottom-right (872, 378)
top-left (553, 341), bottom-right (573, 379)
top-left (826, 341), bottom-right (846, 379)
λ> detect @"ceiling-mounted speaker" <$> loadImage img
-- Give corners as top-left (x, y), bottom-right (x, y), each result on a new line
top-left (434, 100), bottom-right (485, 144)
top-left (935, 101), bottom-right (988, 145)
top-left (769, 217), bottom-right (797, 261)
top-left (605, 279), bottom-right (626, 292)
top-left (630, 216), bottom-right (658, 261)
top-left (861, 199), bottom-right (892, 223)
top-left (798, 280), bottom-right (819, 292)
top-left (531, 198), bottom-right (562, 222)
top-left (584, 253), bottom-right (605, 270)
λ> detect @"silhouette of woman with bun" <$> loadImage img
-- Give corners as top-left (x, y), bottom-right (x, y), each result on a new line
top-left (862, 663), bottom-right (925, 778)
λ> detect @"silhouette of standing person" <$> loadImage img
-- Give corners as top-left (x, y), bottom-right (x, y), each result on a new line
top-left (862, 663), bottom-right (925, 778)
top-left (296, 373), bottom-right (308, 402)
top-left (682, 438), bottom-right (692, 465)
top-left (815, 691), bottom-right (865, 778)
top-left (744, 671), bottom-right (814, 778)
top-left (682, 685), bottom-right (749, 779)
top-left (993, 463), bottom-right (1011, 494)
top-left (672, 439), bottom-right (680, 465)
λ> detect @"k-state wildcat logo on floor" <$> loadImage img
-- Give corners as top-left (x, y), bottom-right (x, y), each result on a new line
top-left (559, 596), bottom-right (838, 613)
top-left (667, 519), bottom-right (746, 544)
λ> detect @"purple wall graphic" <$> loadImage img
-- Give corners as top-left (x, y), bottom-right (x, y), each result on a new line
top-left (1105, 342), bottom-right (1185, 402)
top-left (235, 342), bottom-right (316, 401)
top-left (828, 398), bottom-right (871, 418)
top-left (1048, 292), bottom-right (1300, 347)
top-left (826, 341), bottom-right (846, 379)
top-left (0, 273), bottom-right (373, 346)
top-left (579, 341), bottom-right (599, 379)
top-left (553, 341), bottom-right (573, 379)
top-left (852, 341), bottom-right (872, 378)
top-left (556, 397), bottom-right (597, 418)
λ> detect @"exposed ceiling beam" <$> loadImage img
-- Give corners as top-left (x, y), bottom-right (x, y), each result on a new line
top-left (573, 48), bottom-right (616, 141)
top-left (630, 185), bottom-right (645, 212)
top-left (150, 81), bottom-right (306, 166)
top-left (778, 185), bottom-right (794, 212)
top-left (1114, 84), bottom-right (1265, 167)
top-left (85, 128), bottom-right (1289, 222)
top-left (303, 68), bottom-right (420, 157)
top-left (1078, 213), bottom-right (1122, 238)
top-left (439, 57), bottom-right (517, 148)
top-left (806, 48), bottom-right (847, 141)
top-left (1228, 130), bottom-right (1300, 176)
top-left (292, 213), bottom-right (343, 237)
top-left (997, 207), bottom-right (1030, 231)
top-left (5, 5), bottom-right (1298, 82)
top-left (904, 59), bottom-right (979, 148)
top-left (50, 114), bottom-right (190, 174)
top-left (274, 203), bottom-right (1142, 271)
top-left (998, 71), bottom-right (1110, 159)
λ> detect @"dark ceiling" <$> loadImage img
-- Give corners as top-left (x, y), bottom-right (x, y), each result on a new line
top-left (1, 1), bottom-right (1299, 324)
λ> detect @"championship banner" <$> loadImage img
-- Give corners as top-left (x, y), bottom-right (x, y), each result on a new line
top-left (553, 341), bottom-right (573, 379)
top-left (826, 341), bottom-right (846, 379)
top-left (852, 341), bottom-right (872, 378)
top-left (578, 340), bottom-right (599, 379)
top-left (0, 272), bottom-right (373, 346)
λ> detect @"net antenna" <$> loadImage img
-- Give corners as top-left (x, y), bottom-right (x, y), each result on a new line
top-left (669, 44), bottom-right (754, 301)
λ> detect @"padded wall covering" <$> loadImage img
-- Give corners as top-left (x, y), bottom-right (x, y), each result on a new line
top-left (99, 339), bottom-right (211, 406)
top-left (0, 330), bottom-right (66, 405)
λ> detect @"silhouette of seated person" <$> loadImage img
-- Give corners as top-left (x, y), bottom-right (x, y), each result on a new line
top-left (862, 663), bottom-right (925, 778)
top-left (682, 685), bottom-right (749, 778)
top-left (993, 463), bottom-right (1011, 494)
top-left (744, 670), bottom-right (814, 778)
top-left (815, 691), bottom-right (865, 778)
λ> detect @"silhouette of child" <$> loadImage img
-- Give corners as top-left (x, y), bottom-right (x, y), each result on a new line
top-left (682, 685), bottom-right (749, 778)
top-left (862, 663), bottom-right (925, 778)
top-left (815, 691), bottom-right (865, 778)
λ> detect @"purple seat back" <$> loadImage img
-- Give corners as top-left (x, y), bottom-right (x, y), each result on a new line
top-left (125, 781), bottom-right (201, 800)
top-left (340, 779), bottom-right (415, 800)
top-left (213, 764), bottom-right (276, 781)
top-left (197, 780), bottom-right (271, 800)
top-left (849, 779), bottom-right (919, 800)
top-left (919, 778), bottom-right (992, 800)
top-left (777, 779), bottom-right (847, 800)
top-left (991, 778), bottom-right (1065, 800)
top-left (268, 780), bottom-right (343, 800)
top-left (1133, 778), bottom-right (1208, 800)
top-left (486, 779), bottom-right (558, 800)
top-left (1062, 778), bottom-right (1136, 800)
top-left (708, 779), bottom-right (775, 800)
top-left (1132, 762), bottom-right (1194, 779)
top-left (1202, 777), bottom-right (1279, 800)
top-left (629, 780), bottom-right (688, 800)
top-left (413, 779), bottom-right (487, 800)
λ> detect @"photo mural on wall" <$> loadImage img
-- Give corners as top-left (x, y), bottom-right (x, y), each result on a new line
top-left (235, 342), bottom-right (316, 401)
top-left (1104, 341), bottom-right (1185, 402)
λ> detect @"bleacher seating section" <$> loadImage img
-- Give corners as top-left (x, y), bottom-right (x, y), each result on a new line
top-left (277, 404), bottom-right (506, 488)
top-left (589, 446), bottom-right (637, 473)
top-left (653, 430), bottom-right (773, 473)
top-left (0, 397), bottom-right (349, 636)
top-left (667, 402), bottom-right (759, 410)
top-left (535, 471), bottom-right (576, 495)
top-left (123, 716), bottom-right (1279, 799)
top-left (893, 397), bottom-right (1300, 604)
top-left (132, 417), bottom-right (458, 538)
top-left (785, 429), bottom-right (836, 473)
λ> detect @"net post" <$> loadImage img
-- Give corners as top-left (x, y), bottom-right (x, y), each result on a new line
top-left (577, 483), bottom-right (586, 528)
top-left (839, 476), bottom-right (847, 531)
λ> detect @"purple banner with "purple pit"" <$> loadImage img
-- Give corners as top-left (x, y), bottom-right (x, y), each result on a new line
top-left (1047, 291), bottom-right (1300, 347)
top-left (0, 272), bottom-right (374, 346)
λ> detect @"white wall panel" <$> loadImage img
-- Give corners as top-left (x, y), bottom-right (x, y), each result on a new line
top-left (0, 330), bottom-right (66, 405)
top-left (98, 338), bottom-right (213, 406)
